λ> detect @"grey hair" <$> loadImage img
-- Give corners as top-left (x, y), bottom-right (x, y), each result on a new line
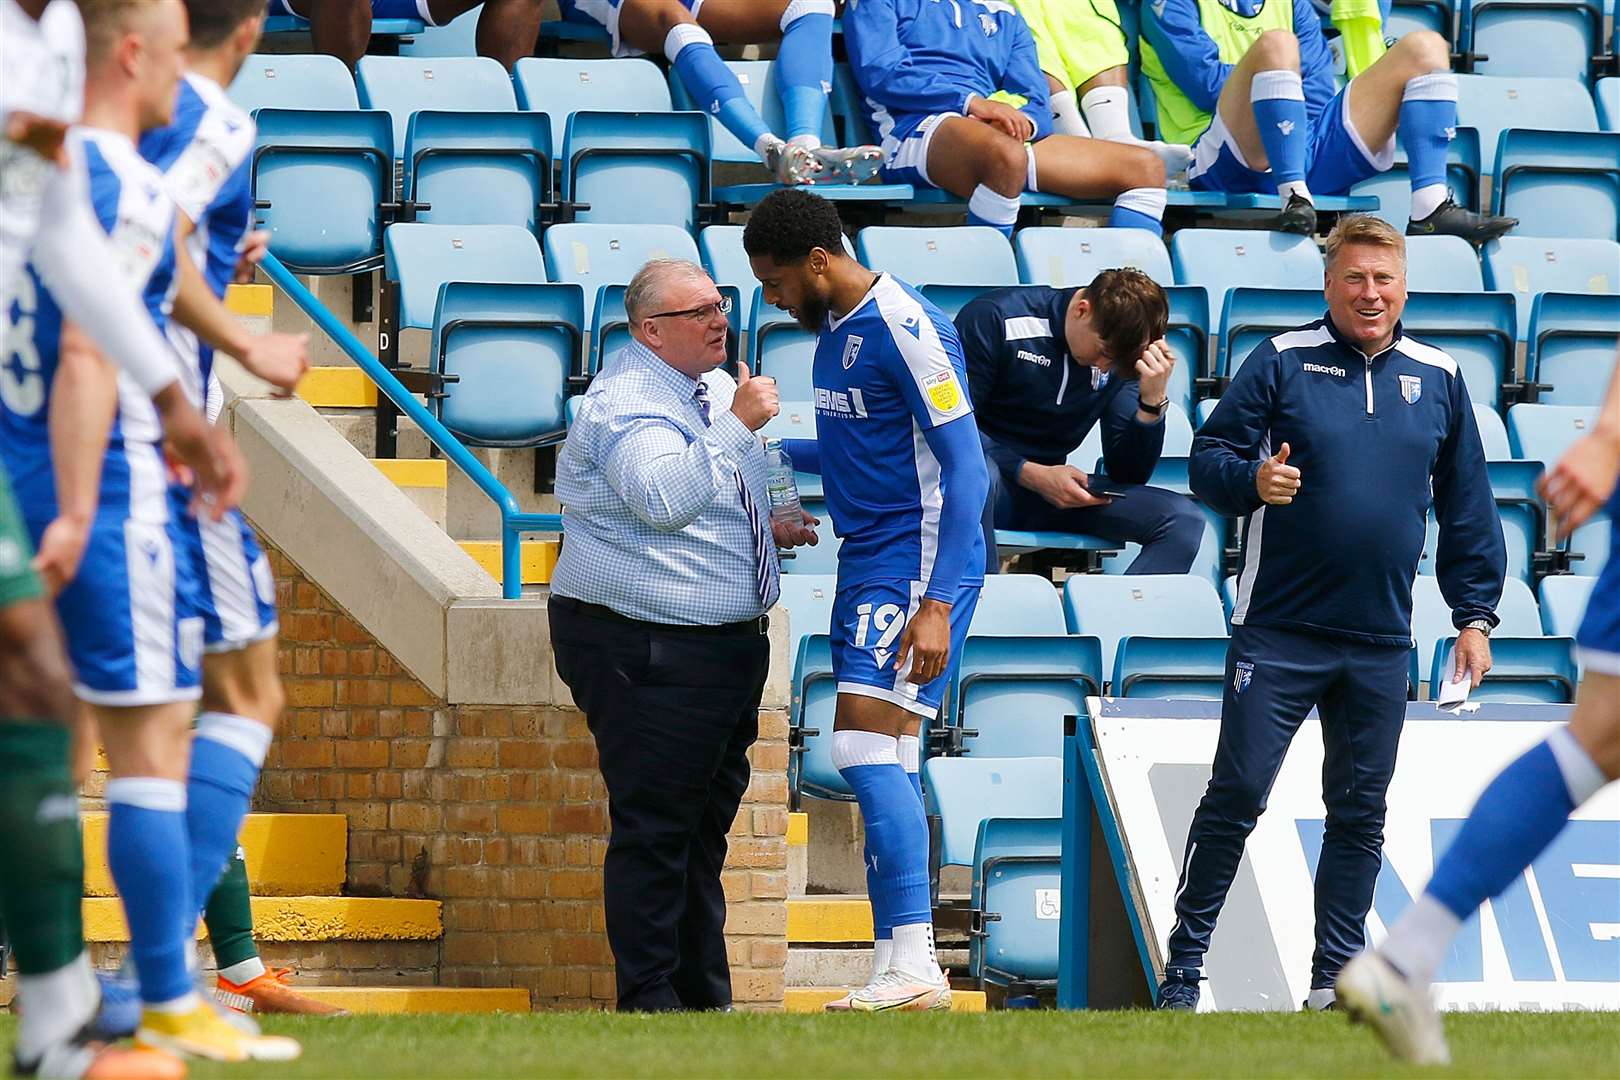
top-left (624, 259), bottom-right (714, 325)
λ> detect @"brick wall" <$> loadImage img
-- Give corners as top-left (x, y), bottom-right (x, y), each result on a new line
top-left (257, 541), bottom-right (790, 1010)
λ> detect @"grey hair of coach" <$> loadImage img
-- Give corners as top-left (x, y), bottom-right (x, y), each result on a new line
top-left (624, 259), bottom-right (716, 324)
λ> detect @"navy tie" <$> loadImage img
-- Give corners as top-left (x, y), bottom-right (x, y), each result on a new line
top-left (696, 381), bottom-right (777, 610)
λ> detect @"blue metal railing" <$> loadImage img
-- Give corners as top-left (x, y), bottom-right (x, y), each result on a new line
top-left (260, 253), bottom-right (562, 599)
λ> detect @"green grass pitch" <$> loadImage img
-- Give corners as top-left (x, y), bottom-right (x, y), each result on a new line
top-left (5, 1010), bottom-right (1615, 1078)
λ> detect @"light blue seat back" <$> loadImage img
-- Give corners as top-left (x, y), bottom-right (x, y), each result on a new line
top-left (1063, 573), bottom-right (1227, 677)
top-left (385, 223), bottom-right (548, 330)
top-left (561, 111), bottom-right (709, 232)
top-left (400, 3), bottom-right (481, 56)
top-left (542, 223), bottom-right (700, 321)
top-left (777, 574), bottom-right (837, 662)
top-left (1456, 74), bottom-right (1598, 165)
top-left (1217, 287), bottom-right (1323, 380)
top-left (1474, 402), bottom-right (1513, 458)
top-left (1569, 513), bottom-right (1611, 577)
top-left (1406, 236), bottom-right (1483, 292)
top-left (923, 756), bottom-right (1064, 868)
top-left (514, 57), bottom-right (674, 152)
top-left (1539, 574), bottom-right (1596, 634)
top-left (231, 53), bottom-right (357, 111)
top-left (701, 225), bottom-right (755, 309)
top-left (1492, 130), bottom-right (1620, 241)
top-left (357, 55), bottom-right (516, 155)
top-left (1400, 291), bottom-right (1519, 410)
top-left (403, 111), bottom-right (551, 234)
top-left (1496, 577), bottom-right (1546, 636)
top-left (251, 109), bottom-right (393, 274)
top-left (1014, 227), bottom-right (1174, 287)
top-left (972, 817), bottom-right (1063, 984)
top-left (1483, 237), bottom-right (1620, 341)
top-left (1410, 575), bottom-right (1454, 681)
top-left (1171, 229), bottom-right (1325, 328)
top-left (855, 226), bottom-right (1018, 287)
top-left (1465, 0), bottom-right (1602, 83)
top-left (759, 398), bottom-right (818, 441)
top-left (970, 574), bottom-right (1066, 635)
top-left (1528, 292), bottom-right (1620, 405)
top-left (668, 59), bottom-right (836, 165)
top-left (1600, 77), bottom-right (1620, 133)
top-left (430, 281), bottom-right (583, 447)
top-left (1507, 403), bottom-right (1602, 463)
top-left (954, 636), bottom-right (1102, 758)
top-left (1112, 636), bottom-right (1231, 699)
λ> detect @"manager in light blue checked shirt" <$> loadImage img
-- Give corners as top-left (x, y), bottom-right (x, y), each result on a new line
top-left (549, 259), bottom-right (818, 1013)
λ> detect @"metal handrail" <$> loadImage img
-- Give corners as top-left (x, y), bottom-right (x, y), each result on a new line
top-left (260, 253), bottom-right (562, 599)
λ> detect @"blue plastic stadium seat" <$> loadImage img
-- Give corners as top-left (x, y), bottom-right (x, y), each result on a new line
top-left (951, 635), bottom-right (1102, 758)
top-left (561, 111), bottom-right (711, 232)
top-left (514, 57), bottom-right (674, 152)
top-left (1491, 129), bottom-right (1620, 241)
top-left (1216, 287), bottom-right (1323, 381)
top-left (776, 576), bottom-right (846, 803)
top-left (1507, 402), bottom-right (1610, 574)
top-left (251, 109), bottom-right (394, 274)
top-left (541, 223), bottom-right (701, 325)
top-left (1014, 227), bottom-right (1174, 287)
top-left (384, 223), bottom-right (550, 332)
top-left (856, 226), bottom-right (1017, 287)
top-left (1475, 402), bottom-right (1513, 458)
top-left (1527, 292), bottom-right (1620, 405)
top-left (1483, 236), bottom-right (1620, 339)
top-left (924, 756), bottom-right (1063, 869)
top-left (1456, 75), bottom-right (1598, 169)
top-left (588, 282), bottom-right (741, 375)
top-left (759, 398), bottom-right (817, 441)
top-left (1171, 229), bottom-right (1325, 328)
top-left (400, 3), bottom-right (481, 56)
top-left (1601, 78), bottom-right (1620, 134)
top-left (971, 817), bottom-right (1064, 986)
top-left (356, 56), bottom-right (516, 158)
top-left (1405, 235), bottom-right (1484, 292)
top-left (1539, 574), bottom-right (1596, 635)
top-left (402, 111), bottom-right (551, 235)
top-left (1431, 636), bottom-right (1578, 702)
top-left (668, 59), bottom-right (829, 166)
top-left (1112, 635), bottom-right (1230, 699)
top-left (429, 281), bottom-right (584, 448)
top-left (748, 295), bottom-right (816, 401)
top-left (1462, 0), bottom-right (1602, 83)
top-left (1389, 0), bottom-right (1456, 39)
top-left (1062, 573), bottom-right (1228, 687)
top-left (700, 225), bottom-right (754, 309)
top-left (1415, 576), bottom-right (1546, 689)
top-left (229, 53), bottom-right (357, 112)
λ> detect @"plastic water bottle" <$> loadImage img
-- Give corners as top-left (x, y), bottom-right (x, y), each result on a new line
top-left (763, 438), bottom-right (803, 525)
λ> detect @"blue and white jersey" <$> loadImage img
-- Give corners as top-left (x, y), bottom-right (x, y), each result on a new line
top-left (140, 72), bottom-right (255, 416)
top-left (0, 128), bottom-right (178, 525)
top-left (813, 272), bottom-right (985, 589)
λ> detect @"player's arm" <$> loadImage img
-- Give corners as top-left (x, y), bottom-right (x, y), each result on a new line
top-left (1140, 0), bottom-right (1232, 112)
top-left (1539, 348), bottom-right (1620, 536)
top-left (1433, 374), bottom-right (1505, 686)
top-left (844, 0), bottom-right (980, 117)
top-left (1004, 15), bottom-right (1054, 142)
top-left (170, 234), bottom-right (309, 393)
top-left (33, 322), bottom-right (117, 594)
top-left (1188, 343), bottom-right (1279, 516)
top-left (1099, 377), bottom-right (1166, 485)
top-left (781, 438), bottom-right (821, 474)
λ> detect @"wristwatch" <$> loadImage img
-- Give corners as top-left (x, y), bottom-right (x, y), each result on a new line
top-left (1462, 618), bottom-right (1494, 638)
top-left (1138, 396), bottom-right (1170, 417)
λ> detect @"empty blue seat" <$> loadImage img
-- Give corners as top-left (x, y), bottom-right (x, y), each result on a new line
top-left (402, 111), bottom-right (551, 235)
top-left (1171, 229), bottom-right (1324, 328)
top-left (776, 576), bottom-right (846, 803)
top-left (1539, 574), bottom-right (1596, 635)
top-left (429, 281), bottom-right (584, 447)
top-left (1431, 635), bottom-right (1577, 702)
top-left (952, 635), bottom-right (1103, 758)
top-left (1389, 0), bottom-right (1456, 39)
top-left (667, 59), bottom-right (832, 166)
top-left (759, 398), bottom-right (818, 441)
top-left (1492, 129), bottom-right (1620, 241)
top-left (855, 226), bottom-right (1017, 287)
top-left (1456, 75), bottom-right (1598, 167)
top-left (356, 56), bottom-right (516, 157)
top-left (541, 223), bottom-right (701, 324)
top-left (514, 57), bottom-right (674, 151)
top-left (1400, 291), bottom-right (1520, 410)
top-left (1463, 0), bottom-right (1603, 83)
top-left (1406, 235), bottom-right (1484, 292)
top-left (1062, 573), bottom-right (1228, 685)
top-left (229, 53), bottom-right (356, 112)
top-left (1601, 78), bottom-right (1620, 134)
top-left (1481, 236), bottom-right (1619, 339)
top-left (251, 109), bottom-right (393, 274)
top-left (1112, 636), bottom-right (1230, 699)
top-left (700, 225), bottom-right (754, 307)
top-left (1527, 292), bottom-right (1620, 405)
top-left (1475, 402), bottom-right (1513, 458)
top-left (778, 574), bottom-right (837, 677)
top-left (588, 281), bottom-right (741, 375)
top-left (1217, 287), bottom-right (1323, 380)
top-left (924, 756), bottom-right (1063, 869)
top-left (1014, 227), bottom-right (1174, 287)
top-left (971, 817), bottom-right (1063, 986)
top-left (385, 223), bottom-right (550, 331)
top-left (561, 111), bottom-right (711, 232)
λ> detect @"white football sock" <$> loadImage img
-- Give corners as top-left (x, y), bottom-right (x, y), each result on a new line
top-left (1378, 893), bottom-right (1463, 988)
top-left (890, 921), bottom-right (942, 981)
top-left (15, 952), bottom-right (97, 1065)
top-left (218, 956), bottom-right (268, 984)
top-left (1410, 183), bottom-right (1448, 221)
top-left (870, 939), bottom-right (894, 981)
top-left (1050, 89), bottom-right (1090, 137)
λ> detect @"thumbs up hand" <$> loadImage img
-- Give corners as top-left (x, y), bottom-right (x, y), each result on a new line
top-left (729, 361), bottom-right (780, 431)
top-left (1256, 442), bottom-right (1302, 505)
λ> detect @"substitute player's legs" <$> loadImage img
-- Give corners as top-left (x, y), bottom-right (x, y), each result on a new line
top-left (427, 0), bottom-right (545, 69)
top-left (306, 0), bottom-right (372, 68)
top-left (1030, 136), bottom-right (1169, 235)
top-left (1206, 29), bottom-right (1315, 231)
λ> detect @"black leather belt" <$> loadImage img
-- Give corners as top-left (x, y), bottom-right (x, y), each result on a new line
top-left (552, 595), bottom-right (769, 637)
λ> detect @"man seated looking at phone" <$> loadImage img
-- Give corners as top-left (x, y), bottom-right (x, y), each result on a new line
top-left (956, 268), bottom-right (1205, 574)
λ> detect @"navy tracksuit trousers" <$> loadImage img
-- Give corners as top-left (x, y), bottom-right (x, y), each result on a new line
top-left (1165, 623), bottom-right (1412, 989)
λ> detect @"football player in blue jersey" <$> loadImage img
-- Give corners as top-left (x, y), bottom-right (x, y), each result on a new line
top-left (744, 189), bottom-right (990, 1011)
top-left (286, 0), bottom-right (882, 187)
top-left (1339, 351), bottom-right (1620, 1064)
top-left (0, 0), bottom-right (302, 1063)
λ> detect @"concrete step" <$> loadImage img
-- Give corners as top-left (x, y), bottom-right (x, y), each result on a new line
top-left (286, 987), bottom-right (531, 1014)
top-left (457, 540), bottom-right (560, 585)
top-left (784, 987), bottom-right (986, 1013)
top-left (82, 813), bottom-right (345, 898)
top-left (788, 896), bottom-right (872, 944)
top-left (787, 811), bottom-right (808, 898)
top-left (82, 896), bottom-right (442, 943)
top-left (787, 947), bottom-right (971, 988)
top-left (372, 457), bottom-right (448, 531)
top-left (300, 367), bottom-right (377, 409)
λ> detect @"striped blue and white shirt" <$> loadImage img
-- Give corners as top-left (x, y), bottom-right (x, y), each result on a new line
top-left (551, 338), bottom-right (780, 625)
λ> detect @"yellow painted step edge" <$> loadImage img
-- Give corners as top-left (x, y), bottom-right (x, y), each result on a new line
top-left (458, 540), bottom-right (560, 585)
top-left (83, 813), bottom-right (346, 898)
top-left (83, 896), bottom-right (442, 943)
top-left (371, 458), bottom-right (449, 489)
top-left (785, 988), bottom-right (986, 1013)
top-left (225, 283), bottom-right (273, 317)
top-left (787, 812), bottom-right (808, 847)
top-left (288, 987), bottom-right (531, 1014)
top-left (299, 367), bottom-right (378, 409)
top-left (787, 897), bottom-right (872, 944)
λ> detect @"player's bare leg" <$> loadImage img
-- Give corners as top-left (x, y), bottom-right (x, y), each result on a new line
top-left (426, 0), bottom-right (544, 69)
top-left (305, 0), bottom-right (370, 69)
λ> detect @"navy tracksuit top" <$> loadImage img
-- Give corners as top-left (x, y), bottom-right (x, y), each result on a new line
top-left (1192, 315), bottom-right (1507, 646)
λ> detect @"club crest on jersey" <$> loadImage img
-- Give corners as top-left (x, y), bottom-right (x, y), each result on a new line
top-left (1399, 374), bottom-right (1422, 404)
top-left (1233, 660), bottom-right (1255, 696)
top-left (979, 12), bottom-right (998, 35)
top-left (924, 369), bottom-right (962, 413)
top-left (842, 334), bottom-right (864, 369)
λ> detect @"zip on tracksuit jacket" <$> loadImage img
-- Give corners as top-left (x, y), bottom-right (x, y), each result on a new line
top-left (1192, 314), bottom-right (1506, 645)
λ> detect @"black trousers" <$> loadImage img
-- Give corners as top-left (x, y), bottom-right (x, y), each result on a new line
top-left (549, 597), bottom-right (770, 1012)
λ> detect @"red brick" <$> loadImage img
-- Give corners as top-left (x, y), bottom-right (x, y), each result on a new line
top-left (447, 739), bottom-right (497, 769)
top-left (335, 740), bottom-right (388, 769)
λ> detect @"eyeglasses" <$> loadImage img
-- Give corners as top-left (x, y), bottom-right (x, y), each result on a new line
top-left (646, 295), bottom-right (733, 323)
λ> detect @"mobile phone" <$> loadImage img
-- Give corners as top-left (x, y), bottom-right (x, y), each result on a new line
top-left (1086, 487), bottom-right (1129, 499)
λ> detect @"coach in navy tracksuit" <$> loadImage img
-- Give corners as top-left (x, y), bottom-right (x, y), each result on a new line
top-left (1159, 216), bottom-right (1507, 1011)
top-left (957, 269), bottom-right (1205, 575)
